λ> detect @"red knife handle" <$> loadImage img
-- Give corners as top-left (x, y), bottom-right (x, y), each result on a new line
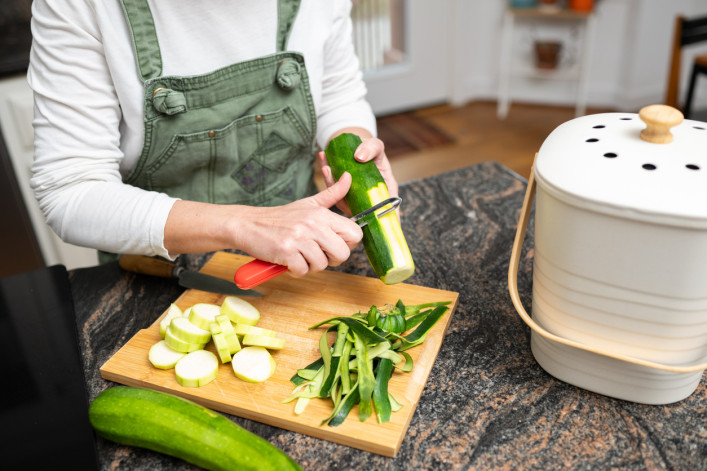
top-left (234, 259), bottom-right (288, 289)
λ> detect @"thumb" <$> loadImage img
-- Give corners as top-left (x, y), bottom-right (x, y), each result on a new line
top-left (308, 171), bottom-right (352, 209)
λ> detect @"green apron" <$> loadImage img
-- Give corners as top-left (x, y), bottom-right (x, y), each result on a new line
top-left (103, 0), bottom-right (318, 263)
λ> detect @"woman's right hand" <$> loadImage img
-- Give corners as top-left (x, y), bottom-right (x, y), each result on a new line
top-left (227, 171), bottom-right (362, 277)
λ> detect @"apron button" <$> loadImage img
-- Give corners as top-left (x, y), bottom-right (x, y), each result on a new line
top-left (255, 115), bottom-right (263, 122)
top-left (276, 59), bottom-right (301, 91)
top-left (208, 130), bottom-right (216, 138)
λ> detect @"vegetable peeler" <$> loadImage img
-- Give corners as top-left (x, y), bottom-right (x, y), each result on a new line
top-left (234, 197), bottom-right (402, 289)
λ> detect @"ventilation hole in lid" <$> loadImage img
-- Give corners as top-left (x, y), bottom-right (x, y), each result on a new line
top-left (686, 164), bottom-right (700, 170)
top-left (694, 126), bottom-right (705, 130)
top-left (642, 163), bottom-right (657, 170)
top-left (603, 152), bottom-right (617, 158)
top-left (593, 125), bottom-right (606, 129)
top-left (620, 117), bottom-right (632, 120)
top-left (586, 138), bottom-right (599, 143)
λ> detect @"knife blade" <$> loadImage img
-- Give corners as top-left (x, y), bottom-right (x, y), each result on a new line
top-left (118, 254), bottom-right (263, 297)
top-left (234, 197), bottom-right (402, 289)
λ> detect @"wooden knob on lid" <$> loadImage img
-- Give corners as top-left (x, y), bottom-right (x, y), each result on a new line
top-left (639, 104), bottom-right (684, 144)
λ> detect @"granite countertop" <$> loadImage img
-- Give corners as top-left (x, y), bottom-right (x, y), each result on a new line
top-left (69, 161), bottom-right (706, 470)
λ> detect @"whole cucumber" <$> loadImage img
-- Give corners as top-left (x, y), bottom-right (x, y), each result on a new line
top-left (89, 386), bottom-right (301, 471)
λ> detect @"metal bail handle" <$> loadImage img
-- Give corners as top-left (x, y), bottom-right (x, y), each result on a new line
top-left (234, 197), bottom-right (403, 289)
top-left (508, 157), bottom-right (707, 374)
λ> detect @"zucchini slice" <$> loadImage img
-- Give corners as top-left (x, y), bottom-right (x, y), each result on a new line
top-left (242, 334), bottom-right (286, 350)
top-left (234, 324), bottom-right (279, 338)
top-left (148, 340), bottom-right (186, 369)
top-left (175, 349), bottom-right (218, 387)
top-left (221, 296), bottom-right (260, 326)
top-left (170, 316), bottom-right (212, 344)
top-left (232, 346), bottom-right (277, 383)
top-left (159, 303), bottom-right (184, 339)
top-left (325, 133), bottom-right (415, 284)
top-left (188, 303), bottom-right (222, 331)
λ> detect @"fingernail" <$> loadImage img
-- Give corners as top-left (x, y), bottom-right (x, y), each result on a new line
top-left (354, 150), bottom-right (368, 161)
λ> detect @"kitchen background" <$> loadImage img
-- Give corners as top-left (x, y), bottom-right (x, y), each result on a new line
top-left (1, 0), bottom-right (706, 278)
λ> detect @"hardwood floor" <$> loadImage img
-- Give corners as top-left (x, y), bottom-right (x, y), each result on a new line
top-left (385, 100), bottom-right (616, 182)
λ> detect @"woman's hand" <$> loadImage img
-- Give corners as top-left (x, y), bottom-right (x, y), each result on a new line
top-left (231, 172), bottom-right (363, 277)
top-left (318, 130), bottom-right (399, 216)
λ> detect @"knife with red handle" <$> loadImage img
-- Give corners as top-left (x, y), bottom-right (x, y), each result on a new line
top-left (234, 197), bottom-right (402, 289)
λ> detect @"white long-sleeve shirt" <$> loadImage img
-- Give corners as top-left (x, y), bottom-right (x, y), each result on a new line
top-left (28, 0), bottom-right (376, 259)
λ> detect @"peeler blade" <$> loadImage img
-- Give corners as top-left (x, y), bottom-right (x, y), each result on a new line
top-left (349, 197), bottom-right (402, 227)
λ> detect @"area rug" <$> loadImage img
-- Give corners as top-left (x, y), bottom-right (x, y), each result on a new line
top-left (376, 111), bottom-right (455, 157)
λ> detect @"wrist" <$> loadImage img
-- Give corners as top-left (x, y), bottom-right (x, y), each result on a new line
top-left (164, 200), bottom-right (245, 255)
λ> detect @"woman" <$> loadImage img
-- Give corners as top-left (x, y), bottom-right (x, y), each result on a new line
top-left (28, 0), bottom-right (397, 278)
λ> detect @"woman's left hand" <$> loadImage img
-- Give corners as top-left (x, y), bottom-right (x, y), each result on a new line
top-left (318, 133), bottom-right (399, 216)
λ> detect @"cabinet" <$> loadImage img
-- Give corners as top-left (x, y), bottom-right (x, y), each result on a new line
top-left (497, 7), bottom-right (597, 119)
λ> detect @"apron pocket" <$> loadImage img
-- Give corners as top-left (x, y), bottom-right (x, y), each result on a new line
top-left (230, 105), bottom-right (313, 205)
top-left (144, 105), bottom-right (313, 205)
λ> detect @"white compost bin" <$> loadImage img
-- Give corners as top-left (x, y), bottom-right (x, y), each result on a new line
top-left (509, 105), bottom-right (707, 404)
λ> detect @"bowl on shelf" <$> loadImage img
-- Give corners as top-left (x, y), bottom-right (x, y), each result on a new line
top-left (569, 0), bottom-right (594, 12)
top-left (510, 0), bottom-right (538, 8)
top-left (534, 40), bottom-right (563, 69)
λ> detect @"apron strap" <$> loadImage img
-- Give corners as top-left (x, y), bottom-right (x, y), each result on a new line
top-left (120, 0), bottom-right (302, 79)
top-left (120, 0), bottom-right (163, 81)
top-left (277, 0), bottom-right (302, 52)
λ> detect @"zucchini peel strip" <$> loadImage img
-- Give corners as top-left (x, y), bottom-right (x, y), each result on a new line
top-left (286, 299), bottom-right (450, 426)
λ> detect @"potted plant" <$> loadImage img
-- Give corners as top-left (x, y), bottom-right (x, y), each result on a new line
top-left (534, 40), bottom-right (563, 69)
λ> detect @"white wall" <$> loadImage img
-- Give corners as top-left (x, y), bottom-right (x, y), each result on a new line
top-left (0, 75), bottom-right (99, 270)
top-left (451, 0), bottom-right (707, 112)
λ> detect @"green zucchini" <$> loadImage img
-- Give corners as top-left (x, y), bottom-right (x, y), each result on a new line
top-left (89, 386), bottom-right (301, 471)
top-left (325, 133), bottom-right (415, 284)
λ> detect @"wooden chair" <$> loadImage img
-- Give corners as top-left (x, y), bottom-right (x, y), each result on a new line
top-left (665, 15), bottom-right (707, 118)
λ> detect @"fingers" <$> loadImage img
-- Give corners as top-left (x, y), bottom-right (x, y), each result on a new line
top-left (283, 240), bottom-right (329, 278)
top-left (356, 138), bottom-right (400, 199)
top-left (244, 176), bottom-right (362, 277)
top-left (317, 161), bottom-right (353, 216)
top-left (308, 170), bottom-right (352, 209)
top-left (281, 221), bottom-right (361, 277)
top-left (316, 150), bottom-right (328, 173)
top-left (353, 137), bottom-right (384, 163)
top-left (319, 164), bottom-right (337, 193)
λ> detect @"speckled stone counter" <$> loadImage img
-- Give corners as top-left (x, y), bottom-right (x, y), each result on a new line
top-left (70, 161), bottom-right (706, 470)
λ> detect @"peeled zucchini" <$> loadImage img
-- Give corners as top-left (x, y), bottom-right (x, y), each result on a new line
top-left (148, 340), bottom-right (185, 369)
top-left (175, 350), bottom-right (218, 387)
top-left (232, 347), bottom-right (276, 383)
top-left (325, 133), bottom-right (415, 284)
top-left (221, 296), bottom-right (260, 325)
top-left (159, 303), bottom-right (183, 339)
top-left (89, 386), bottom-right (301, 470)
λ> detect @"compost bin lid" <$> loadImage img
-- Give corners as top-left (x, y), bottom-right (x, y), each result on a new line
top-left (535, 105), bottom-right (707, 227)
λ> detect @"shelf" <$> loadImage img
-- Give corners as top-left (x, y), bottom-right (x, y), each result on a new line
top-left (512, 65), bottom-right (582, 81)
top-left (497, 7), bottom-right (596, 119)
top-left (509, 7), bottom-right (592, 20)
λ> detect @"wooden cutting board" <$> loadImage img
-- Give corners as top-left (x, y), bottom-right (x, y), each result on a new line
top-left (100, 252), bottom-right (458, 457)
